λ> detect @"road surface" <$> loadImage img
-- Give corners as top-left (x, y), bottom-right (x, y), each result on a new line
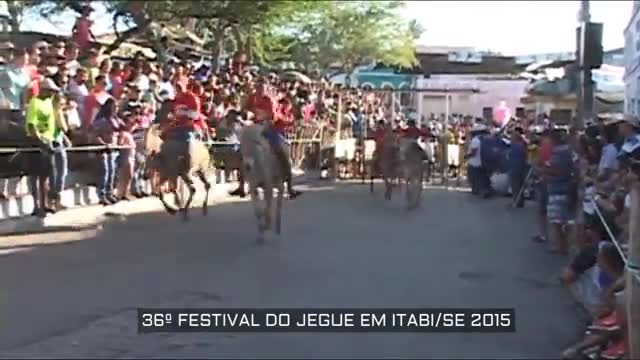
top-left (0, 181), bottom-right (583, 359)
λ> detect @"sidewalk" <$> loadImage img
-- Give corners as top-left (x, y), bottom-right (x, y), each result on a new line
top-left (0, 169), bottom-right (320, 237)
top-left (0, 169), bottom-right (232, 236)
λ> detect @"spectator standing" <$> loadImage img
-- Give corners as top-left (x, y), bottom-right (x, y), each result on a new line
top-left (543, 128), bottom-right (576, 254)
top-left (68, 67), bottom-right (89, 120)
top-left (99, 58), bottom-right (112, 91)
top-left (508, 127), bottom-right (529, 207)
top-left (72, 6), bottom-right (96, 56)
top-left (65, 42), bottom-right (81, 77)
top-left (116, 111), bottom-right (137, 201)
top-left (24, 78), bottom-right (61, 216)
top-left (158, 66), bottom-right (176, 101)
top-left (83, 48), bottom-right (101, 89)
top-left (83, 74), bottom-right (111, 130)
top-left (92, 98), bottom-right (122, 205)
top-left (0, 46), bottom-right (31, 124)
top-left (108, 61), bottom-right (124, 99)
top-left (49, 92), bottom-right (71, 211)
top-left (465, 123), bottom-right (486, 196)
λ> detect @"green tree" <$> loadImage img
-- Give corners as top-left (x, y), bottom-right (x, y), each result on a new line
top-left (282, 1), bottom-right (423, 82)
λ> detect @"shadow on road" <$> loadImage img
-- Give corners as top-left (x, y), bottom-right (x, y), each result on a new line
top-left (0, 181), bottom-right (584, 359)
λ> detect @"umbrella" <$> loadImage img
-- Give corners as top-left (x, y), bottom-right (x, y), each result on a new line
top-left (281, 71), bottom-right (311, 84)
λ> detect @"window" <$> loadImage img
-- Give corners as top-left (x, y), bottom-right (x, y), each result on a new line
top-left (515, 107), bottom-right (525, 118)
top-left (632, 99), bottom-right (637, 115)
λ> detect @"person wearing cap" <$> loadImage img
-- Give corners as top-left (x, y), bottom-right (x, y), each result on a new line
top-left (25, 78), bottom-right (64, 216)
top-left (617, 114), bottom-right (639, 149)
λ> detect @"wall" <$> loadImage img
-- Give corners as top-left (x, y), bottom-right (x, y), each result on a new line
top-left (415, 75), bottom-right (529, 119)
top-left (625, 2), bottom-right (640, 115)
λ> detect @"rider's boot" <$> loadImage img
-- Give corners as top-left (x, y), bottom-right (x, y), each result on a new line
top-left (272, 143), bottom-right (302, 199)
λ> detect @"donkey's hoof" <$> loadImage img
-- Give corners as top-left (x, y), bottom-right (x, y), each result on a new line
top-left (181, 212), bottom-right (190, 222)
top-left (202, 206), bottom-right (208, 216)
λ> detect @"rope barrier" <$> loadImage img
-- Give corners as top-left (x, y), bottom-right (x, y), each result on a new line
top-left (589, 196), bottom-right (640, 284)
top-left (0, 138), bottom-right (324, 155)
top-left (0, 145), bottom-right (133, 154)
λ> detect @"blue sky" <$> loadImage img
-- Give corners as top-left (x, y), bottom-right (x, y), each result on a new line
top-left (5, 0), bottom-right (632, 56)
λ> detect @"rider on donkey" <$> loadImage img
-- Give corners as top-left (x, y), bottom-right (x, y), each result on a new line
top-left (395, 118), bottom-right (430, 161)
top-left (228, 77), bottom-right (302, 199)
top-left (162, 82), bottom-right (207, 142)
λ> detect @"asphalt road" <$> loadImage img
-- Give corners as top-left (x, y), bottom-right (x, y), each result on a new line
top-left (0, 181), bottom-right (583, 359)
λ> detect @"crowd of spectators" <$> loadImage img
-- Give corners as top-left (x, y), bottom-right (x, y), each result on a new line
top-left (0, 27), bottom-right (392, 216)
top-left (462, 111), bottom-right (639, 359)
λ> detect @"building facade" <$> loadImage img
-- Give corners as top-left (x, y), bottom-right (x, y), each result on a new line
top-left (624, 1), bottom-right (640, 115)
top-left (415, 75), bottom-right (529, 121)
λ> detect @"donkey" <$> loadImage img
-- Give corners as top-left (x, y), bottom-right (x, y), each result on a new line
top-left (398, 137), bottom-right (426, 210)
top-left (370, 130), bottom-right (400, 201)
top-left (145, 133), bottom-right (212, 221)
top-left (238, 123), bottom-right (284, 243)
top-left (370, 130), bottom-right (424, 210)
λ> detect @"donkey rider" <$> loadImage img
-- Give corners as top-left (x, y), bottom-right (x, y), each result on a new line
top-left (396, 118), bottom-right (431, 161)
top-left (228, 77), bottom-right (302, 199)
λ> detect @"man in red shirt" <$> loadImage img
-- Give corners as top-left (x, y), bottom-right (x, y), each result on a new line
top-left (164, 83), bottom-right (201, 139)
top-left (234, 78), bottom-right (301, 199)
top-left (397, 119), bottom-right (430, 140)
top-left (83, 75), bottom-right (111, 130)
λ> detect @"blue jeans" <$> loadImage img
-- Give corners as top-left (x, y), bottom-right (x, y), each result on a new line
top-left (98, 151), bottom-right (117, 199)
top-left (48, 141), bottom-right (68, 198)
top-left (133, 157), bottom-right (146, 194)
top-left (263, 126), bottom-right (286, 147)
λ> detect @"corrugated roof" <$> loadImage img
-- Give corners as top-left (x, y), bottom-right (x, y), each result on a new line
top-left (417, 53), bottom-right (525, 75)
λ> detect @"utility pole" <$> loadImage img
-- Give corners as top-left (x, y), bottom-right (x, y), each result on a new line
top-left (576, 0), bottom-right (593, 130)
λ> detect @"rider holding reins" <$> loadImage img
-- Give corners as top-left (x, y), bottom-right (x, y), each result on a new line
top-left (229, 77), bottom-right (302, 199)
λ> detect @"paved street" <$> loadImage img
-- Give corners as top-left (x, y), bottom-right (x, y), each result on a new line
top-left (0, 181), bottom-right (583, 359)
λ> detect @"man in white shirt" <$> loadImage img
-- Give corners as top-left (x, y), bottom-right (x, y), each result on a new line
top-left (465, 123), bottom-right (487, 195)
top-left (64, 43), bottom-right (82, 77)
top-left (158, 67), bottom-right (176, 101)
top-left (67, 68), bottom-right (89, 121)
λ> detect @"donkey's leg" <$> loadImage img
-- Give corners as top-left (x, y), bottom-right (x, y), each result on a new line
top-left (179, 174), bottom-right (196, 222)
top-left (157, 176), bottom-right (178, 215)
top-left (196, 170), bottom-right (211, 216)
top-left (275, 179), bottom-right (284, 235)
top-left (249, 182), bottom-right (265, 244)
top-left (263, 182), bottom-right (273, 232)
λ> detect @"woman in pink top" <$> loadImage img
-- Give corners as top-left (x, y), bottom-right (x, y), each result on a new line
top-left (72, 6), bottom-right (96, 54)
top-left (116, 112), bottom-right (137, 201)
top-left (109, 62), bottom-right (124, 98)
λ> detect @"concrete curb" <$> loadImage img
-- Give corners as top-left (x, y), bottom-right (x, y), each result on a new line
top-left (0, 169), bottom-right (232, 236)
